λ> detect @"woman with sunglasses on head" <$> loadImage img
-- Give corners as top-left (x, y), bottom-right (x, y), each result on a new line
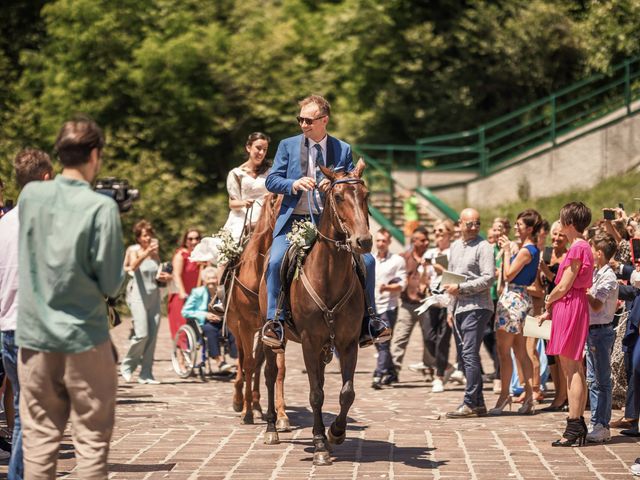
top-left (167, 228), bottom-right (203, 342)
top-left (490, 209), bottom-right (543, 416)
top-left (222, 132), bottom-right (272, 242)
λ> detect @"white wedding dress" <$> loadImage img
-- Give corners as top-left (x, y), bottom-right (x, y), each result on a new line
top-left (222, 167), bottom-right (269, 242)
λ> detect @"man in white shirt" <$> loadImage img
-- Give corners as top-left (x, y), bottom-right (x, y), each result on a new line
top-left (0, 148), bottom-right (53, 479)
top-left (371, 229), bottom-right (406, 389)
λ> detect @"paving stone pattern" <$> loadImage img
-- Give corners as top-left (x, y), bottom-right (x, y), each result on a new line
top-left (2, 318), bottom-right (639, 479)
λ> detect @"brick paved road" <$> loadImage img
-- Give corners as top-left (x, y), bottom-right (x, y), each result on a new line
top-left (2, 318), bottom-right (639, 479)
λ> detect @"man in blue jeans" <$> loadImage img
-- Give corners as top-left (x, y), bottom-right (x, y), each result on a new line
top-left (443, 208), bottom-right (495, 418)
top-left (0, 148), bottom-right (54, 479)
top-left (585, 233), bottom-right (619, 442)
top-left (371, 229), bottom-right (406, 388)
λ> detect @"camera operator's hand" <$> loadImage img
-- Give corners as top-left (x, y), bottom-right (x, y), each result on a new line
top-left (292, 176), bottom-right (316, 193)
top-left (206, 312), bottom-right (222, 323)
top-left (245, 199), bottom-right (255, 208)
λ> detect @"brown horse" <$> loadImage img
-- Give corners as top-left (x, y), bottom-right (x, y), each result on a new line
top-left (259, 160), bottom-right (372, 465)
top-left (225, 193), bottom-right (290, 429)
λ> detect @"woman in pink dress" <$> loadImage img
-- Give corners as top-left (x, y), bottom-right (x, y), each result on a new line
top-left (543, 202), bottom-right (593, 447)
top-left (167, 228), bottom-right (202, 340)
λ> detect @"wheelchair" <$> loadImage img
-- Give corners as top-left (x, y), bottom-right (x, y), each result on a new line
top-left (171, 318), bottom-right (235, 381)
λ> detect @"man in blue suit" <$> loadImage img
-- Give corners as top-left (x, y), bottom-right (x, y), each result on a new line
top-left (262, 94), bottom-right (391, 350)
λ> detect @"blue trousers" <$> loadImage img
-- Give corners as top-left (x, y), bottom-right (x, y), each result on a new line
top-left (586, 326), bottom-right (615, 427)
top-left (454, 309), bottom-right (492, 409)
top-left (266, 215), bottom-right (377, 321)
top-left (373, 309), bottom-right (398, 377)
top-left (202, 322), bottom-right (237, 359)
top-left (2, 331), bottom-right (22, 480)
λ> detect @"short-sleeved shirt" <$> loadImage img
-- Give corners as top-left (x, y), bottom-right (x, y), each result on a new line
top-left (17, 175), bottom-right (125, 353)
top-left (589, 264), bottom-right (619, 325)
top-left (0, 207), bottom-right (19, 331)
top-left (555, 239), bottom-right (593, 291)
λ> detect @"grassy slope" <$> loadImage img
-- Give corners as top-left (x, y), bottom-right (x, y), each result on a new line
top-left (478, 169), bottom-right (640, 228)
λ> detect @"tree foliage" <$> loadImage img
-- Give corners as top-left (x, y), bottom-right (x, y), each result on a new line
top-left (1, 0), bottom-right (638, 246)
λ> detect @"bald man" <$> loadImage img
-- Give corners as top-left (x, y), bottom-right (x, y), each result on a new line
top-left (443, 208), bottom-right (496, 418)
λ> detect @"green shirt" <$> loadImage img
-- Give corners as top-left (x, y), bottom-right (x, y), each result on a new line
top-left (403, 196), bottom-right (419, 222)
top-left (17, 175), bottom-right (125, 353)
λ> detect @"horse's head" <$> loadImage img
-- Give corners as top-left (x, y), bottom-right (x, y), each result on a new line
top-left (319, 158), bottom-right (372, 254)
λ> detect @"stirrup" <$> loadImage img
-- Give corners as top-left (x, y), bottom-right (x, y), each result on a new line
top-left (261, 320), bottom-right (284, 349)
top-left (369, 314), bottom-right (392, 344)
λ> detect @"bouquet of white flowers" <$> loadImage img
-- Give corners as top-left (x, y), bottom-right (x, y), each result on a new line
top-left (190, 229), bottom-right (243, 266)
top-left (286, 220), bottom-right (318, 276)
top-left (214, 228), bottom-right (243, 264)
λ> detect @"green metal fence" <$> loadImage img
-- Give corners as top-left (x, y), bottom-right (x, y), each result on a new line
top-left (357, 56), bottom-right (640, 182)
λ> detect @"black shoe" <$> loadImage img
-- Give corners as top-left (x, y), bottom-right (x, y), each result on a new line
top-left (360, 314), bottom-right (392, 348)
top-left (212, 298), bottom-right (225, 314)
top-left (621, 427), bottom-right (640, 437)
top-left (552, 417), bottom-right (587, 447)
top-left (381, 372), bottom-right (398, 385)
top-left (261, 319), bottom-right (284, 350)
top-left (540, 401), bottom-right (568, 413)
top-left (371, 376), bottom-right (383, 390)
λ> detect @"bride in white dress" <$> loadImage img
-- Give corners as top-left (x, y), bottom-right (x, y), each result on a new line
top-left (222, 132), bottom-right (271, 242)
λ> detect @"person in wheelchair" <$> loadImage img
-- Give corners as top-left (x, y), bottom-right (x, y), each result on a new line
top-left (182, 267), bottom-right (237, 372)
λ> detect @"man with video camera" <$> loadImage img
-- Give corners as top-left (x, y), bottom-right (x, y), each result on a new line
top-left (17, 116), bottom-right (125, 479)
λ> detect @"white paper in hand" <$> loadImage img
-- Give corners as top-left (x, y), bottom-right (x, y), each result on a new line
top-left (415, 293), bottom-right (451, 315)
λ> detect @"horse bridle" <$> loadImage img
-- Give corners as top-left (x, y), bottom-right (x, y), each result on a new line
top-left (316, 177), bottom-right (366, 252)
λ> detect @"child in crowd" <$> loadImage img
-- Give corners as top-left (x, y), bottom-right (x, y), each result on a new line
top-left (182, 267), bottom-right (237, 372)
top-left (585, 232), bottom-right (619, 443)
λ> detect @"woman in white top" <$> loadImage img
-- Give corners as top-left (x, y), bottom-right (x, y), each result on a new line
top-left (222, 132), bottom-right (271, 242)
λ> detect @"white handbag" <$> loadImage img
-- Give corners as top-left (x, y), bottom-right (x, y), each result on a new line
top-left (523, 315), bottom-right (551, 340)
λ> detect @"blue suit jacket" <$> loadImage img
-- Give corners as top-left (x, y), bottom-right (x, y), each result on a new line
top-left (266, 134), bottom-right (354, 237)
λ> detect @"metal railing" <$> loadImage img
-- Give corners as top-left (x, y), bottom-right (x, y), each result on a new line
top-left (356, 56), bottom-right (640, 182)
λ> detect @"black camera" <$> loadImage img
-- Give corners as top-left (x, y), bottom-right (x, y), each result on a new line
top-left (94, 178), bottom-right (140, 213)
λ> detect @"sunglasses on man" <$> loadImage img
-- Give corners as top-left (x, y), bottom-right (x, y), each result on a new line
top-left (464, 221), bottom-right (481, 228)
top-left (296, 115), bottom-right (327, 125)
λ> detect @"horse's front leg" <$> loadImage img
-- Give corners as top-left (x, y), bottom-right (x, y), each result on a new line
top-left (240, 343), bottom-right (256, 425)
top-left (251, 333), bottom-right (264, 419)
top-left (232, 341), bottom-right (244, 413)
top-left (263, 344), bottom-right (280, 445)
top-left (302, 339), bottom-right (331, 466)
top-left (275, 351), bottom-right (291, 431)
top-left (328, 340), bottom-right (358, 446)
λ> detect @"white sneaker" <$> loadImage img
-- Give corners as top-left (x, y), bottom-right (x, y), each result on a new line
top-left (431, 378), bottom-right (445, 393)
top-left (586, 423), bottom-right (611, 443)
top-left (449, 369), bottom-right (465, 385)
top-left (138, 377), bottom-right (161, 385)
top-left (120, 365), bottom-right (132, 383)
top-left (408, 362), bottom-right (427, 373)
top-left (631, 463), bottom-right (640, 476)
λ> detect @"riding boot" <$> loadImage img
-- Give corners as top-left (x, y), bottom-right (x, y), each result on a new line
top-left (359, 313), bottom-right (392, 349)
top-left (262, 319), bottom-right (285, 352)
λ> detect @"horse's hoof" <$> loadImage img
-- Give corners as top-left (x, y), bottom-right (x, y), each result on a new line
top-left (327, 426), bottom-right (345, 445)
top-left (276, 418), bottom-right (291, 432)
top-left (241, 416), bottom-right (254, 425)
top-left (253, 409), bottom-right (265, 421)
top-left (264, 431), bottom-right (280, 445)
top-left (233, 402), bottom-right (243, 413)
top-left (313, 451), bottom-right (332, 466)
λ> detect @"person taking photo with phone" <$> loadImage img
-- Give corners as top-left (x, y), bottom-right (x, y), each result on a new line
top-left (120, 220), bottom-right (172, 384)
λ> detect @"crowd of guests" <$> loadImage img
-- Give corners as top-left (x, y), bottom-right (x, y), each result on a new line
top-left (371, 201), bottom-right (640, 471)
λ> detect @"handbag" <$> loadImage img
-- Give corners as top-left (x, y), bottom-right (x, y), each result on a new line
top-left (523, 315), bottom-right (551, 340)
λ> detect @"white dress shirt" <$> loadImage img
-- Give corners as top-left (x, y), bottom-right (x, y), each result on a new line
top-left (293, 136), bottom-right (327, 215)
top-left (0, 207), bottom-right (19, 331)
top-left (374, 251), bottom-right (407, 313)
